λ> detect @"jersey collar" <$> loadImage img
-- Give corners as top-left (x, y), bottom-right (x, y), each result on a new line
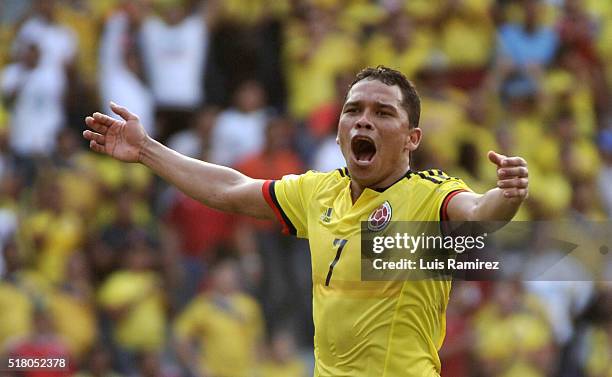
top-left (371, 169), bottom-right (413, 192)
top-left (341, 167), bottom-right (413, 193)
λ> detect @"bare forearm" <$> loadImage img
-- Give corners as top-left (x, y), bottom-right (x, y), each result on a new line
top-left (448, 189), bottom-right (522, 223)
top-left (471, 188), bottom-right (522, 222)
top-left (448, 151), bottom-right (528, 224)
top-left (138, 137), bottom-right (269, 217)
top-left (84, 104), bottom-right (273, 219)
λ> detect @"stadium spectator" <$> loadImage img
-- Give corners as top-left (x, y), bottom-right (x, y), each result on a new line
top-left (496, 0), bottom-right (559, 71)
top-left (205, 0), bottom-right (288, 110)
top-left (416, 64), bottom-right (469, 167)
top-left (259, 329), bottom-right (308, 377)
top-left (163, 189), bottom-right (236, 308)
top-left (363, 10), bottom-right (432, 86)
top-left (235, 116), bottom-right (304, 180)
top-left (100, 188), bottom-right (154, 256)
top-left (234, 116), bottom-right (309, 335)
top-left (140, 0), bottom-right (214, 141)
top-left (100, 0), bottom-right (156, 137)
top-left (174, 258), bottom-right (263, 377)
top-left (435, 0), bottom-right (494, 87)
top-left (47, 252), bottom-right (97, 362)
top-left (22, 177), bottom-right (84, 283)
top-left (472, 281), bottom-right (556, 377)
top-left (12, 0), bottom-right (77, 71)
top-left (6, 305), bottom-right (72, 377)
top-left (581, 286), bottom-right (612, 377)
top-left (97, 234), bottom-right (166, 373)
top-left (166, 106), bottom-right (218, 159)
top-left (0, 240), bottom-right (32, 347)
top-left (557, 0), bottom-right (610, 116)
top-left (0, 42), bottom-right (66, 160)
top-left (440, 281), bottom-right (481, 377)
top-left (210, 80), bottom-right (270, 167)
top-left (284, 4), bottom-right (359, 118)
top-left (523, 226), bottom-right (594, 346)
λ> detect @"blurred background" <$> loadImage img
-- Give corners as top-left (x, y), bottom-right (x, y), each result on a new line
top-left (0, 0), bottom-right (611, 376)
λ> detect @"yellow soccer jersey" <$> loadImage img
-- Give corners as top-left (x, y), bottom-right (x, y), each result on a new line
top-left (262, 168), bottom-right (471, 377)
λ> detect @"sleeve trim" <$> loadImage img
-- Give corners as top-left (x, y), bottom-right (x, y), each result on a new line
top-left (262, 180), bottom-right (297, 236)
top-left (440, 189), bottom-right (468, 221)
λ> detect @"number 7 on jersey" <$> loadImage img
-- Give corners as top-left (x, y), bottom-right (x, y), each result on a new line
top-left (325, 238), bottom-right (348, 286)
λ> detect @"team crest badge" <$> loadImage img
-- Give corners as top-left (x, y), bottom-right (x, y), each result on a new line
top-left (367, 201), bottom-right (392, 232)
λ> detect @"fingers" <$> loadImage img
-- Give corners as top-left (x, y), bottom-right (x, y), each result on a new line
top-left (487, 150), bottom-right (506, 166)
top-left (489, 151), bottom-right (529, 200)
top-left (92, 112), bottom-right (121, 127)
top-left (89, 140), bottom-right (106, 154)
top-left (500, 156), bottom-right (527, 167)
top-left (110, 101), bottom-right (138, 121)
top-left (83, 130), bottom-right (106, 145)
top-left (85, 116), bottom-right (109, 134)
top-left (498, 166), bottom-right (528, 178)
top-left (497, 177), bottom-right (528, 189)
top-left (488, 151), bottom-right (527, 167)
top-left (501, 188), bottom-right (528, 199)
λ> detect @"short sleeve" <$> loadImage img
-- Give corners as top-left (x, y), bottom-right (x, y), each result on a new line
top-left (435, 177), bottom-right (472, 221)
top-left (262, 170), bottom-right (322, 238)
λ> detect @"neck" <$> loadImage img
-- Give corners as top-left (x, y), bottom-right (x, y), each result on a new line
top-left (349, 165), bottom-right (411, 203)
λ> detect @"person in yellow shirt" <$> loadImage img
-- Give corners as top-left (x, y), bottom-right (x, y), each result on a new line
top-left (21, 178), bottom-right (85, 283)
top-left (0, 266), bottom-right (32, 349)
top-left (83, 65), bottom-right (529, 376)
top-left (363, 11), bottom-right (433, 80)
top-left (97, 235), bottom-right (166, 372)
top-left (284, 6), bottom-right (359, 118)
top-left (472, 281), bottom-right (555, 377)
top-left (259, 330), bottom-right (308, 377)
top-left (174, 259), bottom-right (264, 377)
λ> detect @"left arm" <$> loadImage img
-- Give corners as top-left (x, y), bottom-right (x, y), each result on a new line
top-left (446, 151), bottom-right (528, 222)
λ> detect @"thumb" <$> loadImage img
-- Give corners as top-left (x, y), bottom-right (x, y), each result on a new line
top-left (110, 101), bottom-right (138, 121)
top-left (487, 150), bottom-right (506, 167)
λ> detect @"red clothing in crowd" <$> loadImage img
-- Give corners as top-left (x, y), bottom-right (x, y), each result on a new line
top-left (165, 191), bottom-right (235, 257)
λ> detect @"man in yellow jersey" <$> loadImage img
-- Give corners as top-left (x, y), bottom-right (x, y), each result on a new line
top-left (84, 66), bottom-right (528, 376)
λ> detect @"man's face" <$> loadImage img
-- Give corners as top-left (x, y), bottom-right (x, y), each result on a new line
top-left (337, 79), bottom-right (419, 188)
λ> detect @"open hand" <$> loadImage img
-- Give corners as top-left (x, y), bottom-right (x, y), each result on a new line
top-left (83, 102), bottom-right (148, 163)
top-left (488, 151), bottom-right (528, 201)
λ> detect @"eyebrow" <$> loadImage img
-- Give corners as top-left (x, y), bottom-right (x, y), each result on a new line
top-left (343, 100), bottom-right (399, 112)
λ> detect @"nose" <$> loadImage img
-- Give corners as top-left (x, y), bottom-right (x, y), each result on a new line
top-left (355, 112), bottom-right (374, 130)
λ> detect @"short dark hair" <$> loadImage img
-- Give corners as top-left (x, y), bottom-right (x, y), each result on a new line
top-left (348, 66), bottom-right (421, 128)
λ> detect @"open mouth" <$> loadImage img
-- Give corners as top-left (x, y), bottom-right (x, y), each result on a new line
top-left (351, 136), bottom-right (377, 163)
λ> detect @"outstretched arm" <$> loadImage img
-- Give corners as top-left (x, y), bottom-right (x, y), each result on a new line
top-left (446, 151), bottom-right (528, 222)
top-left (83, 102), bottom-right (275, 219)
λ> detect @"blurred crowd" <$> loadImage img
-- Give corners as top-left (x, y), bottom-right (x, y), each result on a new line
top-left (0, 0), bottom-right (611, 376)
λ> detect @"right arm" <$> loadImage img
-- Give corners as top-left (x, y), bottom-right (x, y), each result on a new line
top-left (83, 102), bottom-right (275, 220)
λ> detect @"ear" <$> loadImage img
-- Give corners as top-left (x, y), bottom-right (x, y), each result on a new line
top-left (404, 127), bottom-right (422, 152)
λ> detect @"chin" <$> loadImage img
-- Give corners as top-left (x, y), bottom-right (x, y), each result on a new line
top-left (347, 161), bottom-right (380, 186)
